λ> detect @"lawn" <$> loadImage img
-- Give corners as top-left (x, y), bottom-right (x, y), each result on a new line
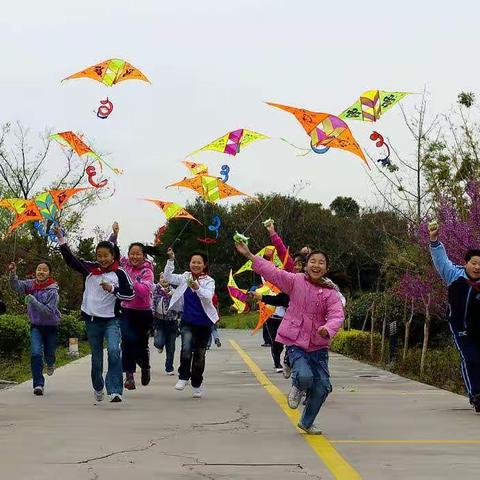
top-left (218, 311), bottom-right (258, 330)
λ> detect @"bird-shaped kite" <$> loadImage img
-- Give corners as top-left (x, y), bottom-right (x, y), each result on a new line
top-left (50, 131), bottom-right (123, 175)
top-left (0, 188), bottom-right (87, 236)
top-left (168, 174), bottom-right (256, 204)
top-left (181, 160), bottom-right (209, 176)
top-left (188, 129), bottom-right (268, 157)
top-left (143, 199), bottom-right (201, 224)
top-left (63, 58), bottom-right (150, 87)
top-left (266, 102), bottom-right (368, 167)
top-left (339, 90), bottom-right (410, 123)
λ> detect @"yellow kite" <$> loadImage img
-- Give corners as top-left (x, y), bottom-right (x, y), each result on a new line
top-left (143, 199), bottom-right (201, 224)
top-left (181, 160), bottom-right (209, 176)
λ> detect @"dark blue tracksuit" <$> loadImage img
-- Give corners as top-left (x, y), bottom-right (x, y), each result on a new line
top-left (431, 241), bottom-right (480, 405)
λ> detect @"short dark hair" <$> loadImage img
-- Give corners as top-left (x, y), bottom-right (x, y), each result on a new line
top-left (37, 260), bottom-right (53, 274)
top-left (293, 252), bottom-right (306, 262)
top-left (189, 252), bottom-right (208, 272)
top-left (307, 250), bottom-right (330, 269)
top-left (465, 249), bottom-right (480, 262)
top-left (96, 241), bottom-right (120, 261)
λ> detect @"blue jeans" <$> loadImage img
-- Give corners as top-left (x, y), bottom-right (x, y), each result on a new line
top-left (288, 346), bottom-right (332, 428)
top-left (206, 324), bottom-right (220, 348)
top-left (85, 318), bottom-right (123, 395)
top-left (31, 326), bottom-right (58, 388)
top-left (154, 318), bottom-right (178, 372)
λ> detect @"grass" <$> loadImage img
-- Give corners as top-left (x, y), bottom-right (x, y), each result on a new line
top-left (218, 311), bottom-right (258, 330)
top-left (0, 341), bottom-right (90, 384)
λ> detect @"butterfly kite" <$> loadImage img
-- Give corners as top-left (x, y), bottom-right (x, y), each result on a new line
top-left (0, 188), bottom-right (87, 236)
top-left (50, 131), bottom-right (123, 176)
top-left (168, 174), bottom-right (256, 204)
top-left (339, 90), bottom-right (410, 123)
top-left (143, 199), bottom-right (201, 224)
top-left (188, 129), bottom-right (268, 157)
top-left (266, 102), bottom-right (368, 167)
top-left (63, 58), bottom-right (150, 87)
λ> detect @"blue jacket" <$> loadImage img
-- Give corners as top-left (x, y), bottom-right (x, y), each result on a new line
top-left (430, 241), bottom-right (480, 337)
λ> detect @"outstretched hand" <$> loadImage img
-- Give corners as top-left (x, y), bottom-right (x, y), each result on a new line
top-left (235, 242), bottom-right (254, 260)
top-left (167, 247), bottom-right (175, 260)
top-left (52, 224), bottom-right (64, 241)
top-left (7, 262), bottom-right (16, 273)
top-left (112, 221), bottom-right (120, 235)
top-left (428, 221), bottom-right (439, 242)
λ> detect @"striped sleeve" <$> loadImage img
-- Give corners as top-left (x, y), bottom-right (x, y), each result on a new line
top-left (114, 268), bottom-right (135, 300)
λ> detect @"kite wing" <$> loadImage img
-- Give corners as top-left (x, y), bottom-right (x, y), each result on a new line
top-left (227, 270), bottom-right (250, 314)
top-left (0, 199), bottom-right (42, 235)
top-left (168, 175), bottom-right (256, 204)
top-left (181, 161), bottom-right (209, 176)
top-left (143, 199), bottom-right (201, 224)
top-left (339, 90), bottom-right (410, 122)
top-left (63, 58), bottom-right (150, 86)
top-left (234, 246), bottom-right (282, 276)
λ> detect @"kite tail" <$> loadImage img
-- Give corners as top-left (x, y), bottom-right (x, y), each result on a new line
top-left (279, 138), bottom-right (311, 156)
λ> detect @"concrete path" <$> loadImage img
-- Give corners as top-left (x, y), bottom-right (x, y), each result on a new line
top-left (0, 330), bottom-right (479, 479)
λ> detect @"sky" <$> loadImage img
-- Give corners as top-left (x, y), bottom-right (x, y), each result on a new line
top-left (0, 0), bottom-right (478, 248)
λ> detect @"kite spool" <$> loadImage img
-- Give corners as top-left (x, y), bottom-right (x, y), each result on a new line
top-left (68, 338), bottom-right (79, 357)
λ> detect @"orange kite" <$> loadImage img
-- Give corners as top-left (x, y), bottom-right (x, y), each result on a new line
top-left (143, 199), bottom-right (201, 224)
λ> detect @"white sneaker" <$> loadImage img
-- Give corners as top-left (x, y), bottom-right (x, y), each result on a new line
top-left (175, 379), bottom-right (188, 390)
top-left (109, 393), bottom-right (122, 403)
top-left (33, 386), bottom-right (44, 396)
top-left (166, 370), bottom-right (175, 376)
top-left (46, 365), bottom-right (55, 376)
top-left (288, 385), bottom-right (304, 409)
top-left (275, 367), bottom-right (283, 373)
top-left (297, 422), bottom-right (322, 435)
top-left (192, 386), bottom-right (204, 398)
top-left (94, 390), bottom-right (104, 402)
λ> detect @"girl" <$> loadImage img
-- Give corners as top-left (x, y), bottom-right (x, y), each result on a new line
top-left (55, 226), bottom-right (134, 403)
top-left (109, 223), bottom-right (154, 390)
top-left (235, 241), bottom-right (344, 435)
top-left (163, 247), bottom-right (218, 398)
top-left (153, 273), bottom-right (181, 375)
top-left (8, 260), bottom-right (61, 396)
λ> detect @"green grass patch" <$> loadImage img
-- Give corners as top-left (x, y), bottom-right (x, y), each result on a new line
top-left (218, 311), bottom-right (258, 329)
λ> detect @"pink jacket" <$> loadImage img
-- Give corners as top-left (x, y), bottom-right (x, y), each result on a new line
top-left (269, 232), bottom-right (295, 272)
top-left (120, 258), bottom-right (154, 311)
top-left (252, 256), bottom-right (344, 352)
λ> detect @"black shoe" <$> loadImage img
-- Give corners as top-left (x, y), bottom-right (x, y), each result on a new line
top-left (261, 343), bottom-right (271, 347)
top-left (141, 368), bottom-right (151, 386)
top-left (215, 338), bottom-right (222, 348)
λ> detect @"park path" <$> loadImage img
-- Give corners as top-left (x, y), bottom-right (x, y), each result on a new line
top-left (0, 329), bottom-right (479, 479)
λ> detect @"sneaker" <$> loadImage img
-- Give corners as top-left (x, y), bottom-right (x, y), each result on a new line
top-left (124, 373), bottom-right (136, 390)
top-left (275, 367), bottom-right (284, 373)
top-left (215, 338), bottom-right (222, 348)
top-left (261, 343), bottom-right (271, 347)
top-left (166, 370), bottom-right (175, 376)
top-left (175, 379), bottom-right (188, 390)
top-left (297, 422), bottom-right (322, 435)
top-left (33, 386), bottom-right (44, 396)
top-left (110, 393), bottom-right (122, 403)
top-left (141, 368), bottom-right (151, 386)
top-left (94, 390), bottom-right (104, 402)
top-left (282, 364), bottom-right (292, 379)
top-left (46, 365), bottom-right (55, 376)
top-left (287, 385), bottom-right (304, 409)
top-left (192, 386), bottom-right (204, 398)
top-left (157, 347), bottom-right (164, 354)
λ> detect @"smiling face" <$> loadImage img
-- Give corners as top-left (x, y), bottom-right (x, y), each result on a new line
top-left (96, 247), bottom-right (115, 268)
top-left (305, 253), bottom-right (328, 283)
top-left (293, 255), bottom-right (305, 273)
top-left (35, 263), bottom-right (51, 282)
top-left (128, 245), bottom-right (145, 267)
top-left (190, 254), bottom-right (206, 276)
top-left (466, 256), bottom-right (480, 280)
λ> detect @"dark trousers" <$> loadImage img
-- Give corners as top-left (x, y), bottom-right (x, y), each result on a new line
top-left (265, 317), bottom-right (284, 368)
top-left (30, 325), bottom-right (58, 388)
top-left (120, 309), bottom-right (153, 374)
top-left (178, 322), bottom-right (211, 388)
top-left (262, 323), bottom-right (270, 345)
top-left (154, 318), bottom-right (178, 373)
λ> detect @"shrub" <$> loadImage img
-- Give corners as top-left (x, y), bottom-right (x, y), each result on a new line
top-left (331, 329), bottom-right (382, 362)
top-left (58, 313), bottom-right (86, 345)
top-left (0, 314), bottom-right (30, 356)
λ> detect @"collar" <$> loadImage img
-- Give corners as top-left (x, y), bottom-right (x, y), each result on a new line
top-left (28, 278), bottom-right (57, 293)
top-left (88, 260), bottom-right (120, 276)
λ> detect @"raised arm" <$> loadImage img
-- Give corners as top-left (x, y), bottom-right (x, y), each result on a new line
top-left (265, 222), bottom-right (295, 272)
top-left (430, 241), bottom-right (464, 285)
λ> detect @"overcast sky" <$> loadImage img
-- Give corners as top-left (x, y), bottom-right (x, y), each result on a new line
top-left (1, 1), bottom-right (478, 248)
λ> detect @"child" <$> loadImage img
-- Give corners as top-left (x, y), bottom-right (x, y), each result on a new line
top-left (55, 226), bottom-right (134, 403)
top-left (235, 241), bottom-right (344, 435)
top-left (163, 247), bottom-right (218, 398)
top-left (153, 273), bottom-right (181, 375)
top-left (8, 260), bottom-right (61, 396)
top-left (109, 223), bottom-right (154, 390)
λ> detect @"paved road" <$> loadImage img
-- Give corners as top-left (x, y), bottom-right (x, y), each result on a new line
top-left (0, 329), bottom-right (479, 479)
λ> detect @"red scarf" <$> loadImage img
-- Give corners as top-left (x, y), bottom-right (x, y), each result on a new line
top-left (88, 260), bottom-right (120, 276)
top-left (27, 277), bottom-right (57, 293)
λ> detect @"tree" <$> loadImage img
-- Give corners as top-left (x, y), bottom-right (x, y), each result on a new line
top-left (329, 196), bottom-right (359, 217)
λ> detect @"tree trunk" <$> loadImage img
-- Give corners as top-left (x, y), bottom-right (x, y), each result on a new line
top-left (361, 303), bottom-right (372, 332)
top-left (381, 299), bottom-right (387, 363)
top-left (420, 295), bottom-right (431, 377)
top-left (403, 298), bottom-right (414, 361)
top-left (370, 302), bottom-right (376, 359)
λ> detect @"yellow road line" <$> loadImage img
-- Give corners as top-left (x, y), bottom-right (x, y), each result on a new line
top-left (331, 440), bottom-right (480, 445)
top-left (229, 339), bottom-right (362, 480)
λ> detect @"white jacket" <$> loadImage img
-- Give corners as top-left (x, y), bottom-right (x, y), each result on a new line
top-left (163, 259), bottom-right (219, 324)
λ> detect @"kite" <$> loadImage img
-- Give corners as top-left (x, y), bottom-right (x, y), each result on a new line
top-left (0, 188), bottom-right (87, 236)
top-left (50, 131), bottom-right (123, 175)
top-left (181, 160), bottom-right (209, 176)
top-left (339, 90), bottom-right (410, 123)
top-left (96, 98), bottom-right (114, 119)
top-left (188, 129), bottom-right (268, 157)
top-left (234, 246), bottom-right (283, 276)
top-left (227, 271), bottom-right (250, 314)
top-left (208, 215), bottom-right (221, 239)
top-left (219, 164), bottom-right (230, 183)
top-left (33, 221), bottom-right (64, 243)
top-left (86, 166), bottom-right (108, 188)
top-left (370, 131), bottom-right (392, 167)
top-left (154, 225), bottom-right (168, 246)
top-left (267, 102), bottom-right (368, 167)
top-left (143, 199), bottom-right (201, 224)
top-left (197, 237), bottom-right (217, 245)
top-left (63, 59), bottom-right (150, 87)
top-left (168, 174), bottom-right (256, 204)
top-left (251, 281), bottom-right (281, 334)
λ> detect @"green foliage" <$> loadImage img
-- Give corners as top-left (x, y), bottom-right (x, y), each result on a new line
top-left (329, 196), bottom-right (360, 217)
top-left (331, 329), bottom-right (382, 361)
top-left (458, 91), bottom-right (475, 108)
top-left (57, 313), bottom-right (86, 345)
top-left (0, 314), bottom-right (30, 356)
top-left (217, 312), bottom-right (258, 329)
